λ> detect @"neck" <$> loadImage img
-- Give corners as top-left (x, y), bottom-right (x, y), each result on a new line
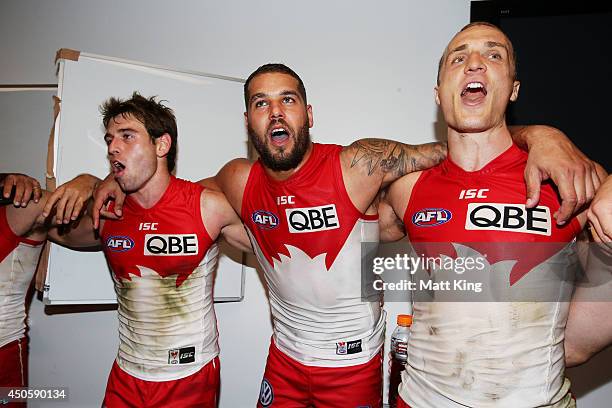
top-left (264, 142), bottom-right (314, 181)
top-left (447, 122), bottom-right (513, 171)
top-left (129, 169), bottom-right (171, 209)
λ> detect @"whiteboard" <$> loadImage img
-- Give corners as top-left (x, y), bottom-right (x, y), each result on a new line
top-left (45, 51), bottom-right (248, 304)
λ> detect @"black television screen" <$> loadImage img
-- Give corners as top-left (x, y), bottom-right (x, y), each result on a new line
top-left (471, 1), bottom-right (612, 171)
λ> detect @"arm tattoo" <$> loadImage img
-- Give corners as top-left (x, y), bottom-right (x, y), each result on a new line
top-left (349, 139), bottom-right (447, 179)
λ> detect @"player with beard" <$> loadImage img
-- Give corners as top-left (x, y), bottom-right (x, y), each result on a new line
top-left (93, 65), bottom-right (602, 407)
top-left (379, 23), bottom-right (600, 407)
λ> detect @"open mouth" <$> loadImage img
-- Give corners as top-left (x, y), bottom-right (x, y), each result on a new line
top-left (460, 82), bottom-right (487, 105)
top-left (112, 160), bottom-right (126, 175)
top-left (270, 127), bottom-right (290, 146)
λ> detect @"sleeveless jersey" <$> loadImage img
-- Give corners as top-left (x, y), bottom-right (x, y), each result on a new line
top-left (0, 206), bottom-right (44, 347)
top-left (242, 143), bottom-right (385, 367)
top-left (100, 177), bottom-right (219, 381)
top-left (399, 144), bottom-right (582, 407)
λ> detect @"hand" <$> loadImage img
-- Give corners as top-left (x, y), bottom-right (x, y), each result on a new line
top-left (587, 175), bottom-right (612, 245)
top-left (522, 126), bottom-right (604, 224)
top-left (0, 173), bottom-right (42, 207)
top-left (41, 174), bottom-right (100, 224)
top-left (92, 174), bottom-right (125, 229)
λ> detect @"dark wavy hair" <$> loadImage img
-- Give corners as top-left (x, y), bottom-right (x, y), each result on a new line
top-left (100, 92), bottom-right (178, 172)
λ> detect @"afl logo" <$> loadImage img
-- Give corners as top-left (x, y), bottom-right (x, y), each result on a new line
top-left (105, 235), bottom-right (135, 252)
top-left (259, 378), bottom-right (274, 407)
top-left (412, 208), bottom-right (452, 227)
top-left (252, 210), bottom-right (280, 230)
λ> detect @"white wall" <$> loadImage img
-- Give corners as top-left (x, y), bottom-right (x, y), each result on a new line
top-left (1, 0), bottom-right (610, 407)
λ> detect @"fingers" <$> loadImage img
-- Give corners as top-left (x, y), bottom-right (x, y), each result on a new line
top-left (2, 174), bottom-right (41, 207)
top-left (53, 191), bottom-right (71, 224)
top-left (42, 187), bottom-right (63, 219)
top-left (13, 178), bottom-right (26, 206)
top-left (546, 166), bottom-right (578, 225)
top-left (2, 176), bottom-right (14, 199)
top-left (100, 208), bottom-right (121, 220)
top-left (92, 191), bottom-right (106, 229)
top-left (524, 166), bottom-right (542, 208)
top-left (114, 194), bottom-right (125, 218)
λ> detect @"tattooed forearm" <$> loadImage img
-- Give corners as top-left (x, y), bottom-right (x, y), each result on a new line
top-left (348, 139), bottom-right (447, 180)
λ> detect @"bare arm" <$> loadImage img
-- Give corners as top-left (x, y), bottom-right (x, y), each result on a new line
top-left (565, 234), bottom-right (612, 366)
top-left (378, 197), bottom-right (407, 242)
top-left (42, 173), bottom-right (100, 224)
top-left (343, 139), bottom-right (446, 187)
top-left (587, 174), bottom-right (612, 246)
top-left (378, 171), bottom-right (422, 242)
top-left (340, 140), bottom-right (446, 213)
top-left (212, 158), bottom-right (253, 215)
top-left (46, 210), bottom-right (101, 249)
top-left (200, 188), bottom-right (252, 253)
top-left (509, 125), bottom-right (606, 224)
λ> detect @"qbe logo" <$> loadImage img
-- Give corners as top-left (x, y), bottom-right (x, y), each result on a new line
top-left (252, 210), bottom-right (280, 230)
top-left (259, 378), bottom-right (274, 407)
top-left (412, 208), bottom-right (452, 227)
top-left (285, 204), bottom-right (339, 233)
top-left (144, 234), bottom-right (199, 256)
top-left (105, 235), bottom-right (135, 252)
top-left (465, 203), bottom-right (551, 236)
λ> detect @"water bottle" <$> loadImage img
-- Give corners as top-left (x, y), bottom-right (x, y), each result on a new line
top-left (389, 314), bottom-right (412, 408)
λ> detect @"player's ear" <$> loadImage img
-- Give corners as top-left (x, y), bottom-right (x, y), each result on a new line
top-left (434, 87), bottom-right (441, 106)
top-left (306, 105), bottom-right (313, 128)
top-left (510, 80), bottom-right (520, 102)
top-left (156, 133), bottom-right (171, 157)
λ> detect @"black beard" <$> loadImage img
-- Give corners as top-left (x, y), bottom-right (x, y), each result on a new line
top-left (248, 121), bottom-right (311, 172)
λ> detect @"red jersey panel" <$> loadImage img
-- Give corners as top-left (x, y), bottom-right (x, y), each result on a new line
top-left (101, 177), bottom-right (219, 381)
top-left (399, 144), bottom-right (581, 408)
top-left (242, 143), bottom-right (385, 367)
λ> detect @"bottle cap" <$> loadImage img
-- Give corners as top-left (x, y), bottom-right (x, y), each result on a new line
top-left (397, 314), bottom-right (412, 326)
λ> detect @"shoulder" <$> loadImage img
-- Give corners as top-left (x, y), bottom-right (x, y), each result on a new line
top-left (219, 158), bottom-right (254, 178)
top-left (388, 171), bottom-right (422, 200)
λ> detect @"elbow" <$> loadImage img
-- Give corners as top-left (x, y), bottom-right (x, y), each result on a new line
top-left (565, 343), bottom-right (592, 367)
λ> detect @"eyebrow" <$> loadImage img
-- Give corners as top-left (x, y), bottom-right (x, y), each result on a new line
top-left (448, 41), bottom-right (508, 57)
top-left (104, 127), bottom-right (138, 137)
top-left (249, 90), bottom-right (301, 105)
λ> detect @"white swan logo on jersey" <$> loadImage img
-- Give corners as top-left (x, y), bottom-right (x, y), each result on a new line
top-left (465, 203), bottom-right (551, 236)
top-left (285, 204), bottom-right (339, 233)
top-left (412, 208), bottom-right (452, 227)
top-left (105, 235), bottom-right (135, 252)
top-left (252, 210), bottom-right (280, 230)
top-left (144, 234), bottom-right (198, 256)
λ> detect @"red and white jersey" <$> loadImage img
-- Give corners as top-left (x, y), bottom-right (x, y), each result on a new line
top-left (399, 144), bottom-right (582, 407)
top-left (242, 143), bottom-right (385, 367)
top-left (101, 177), bottom-right (219, 381)
top-left (0, 206), bottom-right (43, 347)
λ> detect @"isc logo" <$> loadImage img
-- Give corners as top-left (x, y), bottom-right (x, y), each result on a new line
top-left (252, 210), bottom-right (280, 230)
top-left (412, 208), bottom-right (452, 227)
top-left (168, 346), bottom-right (196, 364)
top-left (144, 234), bottom-right (199, 256)
top-left (285, 204), bottom-right (339, 233)
top-left (105, 236), bottom-right (135, 252)
top-left (465, 203), bottom-right (551, 236)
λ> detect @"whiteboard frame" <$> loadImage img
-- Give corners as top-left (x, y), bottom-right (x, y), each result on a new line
top-left (43, 51), bottom-right (249, 305)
